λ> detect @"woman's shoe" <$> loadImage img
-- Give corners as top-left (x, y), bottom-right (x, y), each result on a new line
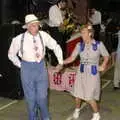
top-left (91, 112), bottom-right (100, 120)
top-left (73, 108), bottom-right (80, 119)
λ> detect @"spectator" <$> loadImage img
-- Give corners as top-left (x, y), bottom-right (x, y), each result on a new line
top-left (113, 30), bottom-right (120, 90)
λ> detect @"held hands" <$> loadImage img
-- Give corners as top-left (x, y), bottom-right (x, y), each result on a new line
top-left (98, 65), bottom-right (106, 72)
top-left (55, 64), bottom-right (63, 73)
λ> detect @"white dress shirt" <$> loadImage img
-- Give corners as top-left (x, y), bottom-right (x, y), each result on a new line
top-left (49, 5), bottom-right (63, 27)
top-left (90, 10), bottom-right (101, 25)
top-left (8, 31), bottom-right (63, 68)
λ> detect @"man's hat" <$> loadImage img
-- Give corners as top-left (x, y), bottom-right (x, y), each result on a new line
top-left (22, 14), bottom-right (40, 29)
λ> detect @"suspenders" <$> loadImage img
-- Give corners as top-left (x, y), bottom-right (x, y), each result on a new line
top-left (20, 33), bottom-right (25, 56)
top-left (38, 32), bottom-right (44, 54)
top-left (20, 32), bottom-right (44, 56)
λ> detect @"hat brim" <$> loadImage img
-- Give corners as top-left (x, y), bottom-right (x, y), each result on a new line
top-left (22, 20), bottom-right (40, 29)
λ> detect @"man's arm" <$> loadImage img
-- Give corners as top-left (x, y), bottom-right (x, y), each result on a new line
top-left (8, 36), bottom-right (21, 68)
top-left (42, 31), bottom-right (63, 65)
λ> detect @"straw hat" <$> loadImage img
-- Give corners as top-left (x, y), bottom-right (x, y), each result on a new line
top-left (22, 14), bottom-right (40, 29)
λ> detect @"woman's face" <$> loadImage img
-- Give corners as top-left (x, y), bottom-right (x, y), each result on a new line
top-left (80, 28), bottom-right (90, 41)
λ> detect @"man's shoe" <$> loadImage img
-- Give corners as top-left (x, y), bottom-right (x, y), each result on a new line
top-left (73, 108), bottom-right (80, 119)
top-left (91, 112), bottom-right (100, 120)
top-left (114, 87), bottom-right (120, 90)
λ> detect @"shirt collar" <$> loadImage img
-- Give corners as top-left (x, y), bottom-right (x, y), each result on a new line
top-left (26, 31), bottom-right (39, 38)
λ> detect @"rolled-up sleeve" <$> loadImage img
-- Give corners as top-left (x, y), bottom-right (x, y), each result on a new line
top-left (99, 42), bottom-right (109, 57)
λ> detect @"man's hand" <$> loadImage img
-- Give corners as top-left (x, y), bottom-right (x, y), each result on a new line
top-left (98, 65), bottom-right (105, 72)
top-left (55, 64), bottom-right (63, 73)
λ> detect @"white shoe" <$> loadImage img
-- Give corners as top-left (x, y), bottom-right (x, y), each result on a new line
top-left (91, 112), bottom-right (100, 120)
top-left (73, 108), bottom-right (80, 119)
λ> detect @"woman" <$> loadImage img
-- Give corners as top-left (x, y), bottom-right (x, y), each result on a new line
top-left (63, 24), bottom-right (109, 120)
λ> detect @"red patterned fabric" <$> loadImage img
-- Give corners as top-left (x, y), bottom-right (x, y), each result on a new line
top-left (48, 67), bottom-right (76, 91)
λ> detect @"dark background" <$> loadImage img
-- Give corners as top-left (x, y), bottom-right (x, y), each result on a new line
top-left (0, 0), bottom-right (51, 24)
top-left (0, 0), bottom-right (120, 24)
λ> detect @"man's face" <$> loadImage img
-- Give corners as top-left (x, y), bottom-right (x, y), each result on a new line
top-left (91, 8), bottom-right (95, 14)
top-left (27, 22), bottom-right (40, 35)
top-left (60, 2), bottom-right (67, 10)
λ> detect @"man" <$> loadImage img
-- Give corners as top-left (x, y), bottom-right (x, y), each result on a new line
top-left (89, 8), bottom-right (101, 41)
top-left (113, 30), bottom-right (120, 90)
top-left (8, 14), bottom-right (63, 120)
top-left (48, 0), bottom-right (67, 66)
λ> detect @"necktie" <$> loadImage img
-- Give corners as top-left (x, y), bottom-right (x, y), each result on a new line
top-left (33, 36), bottom-right (42, 62)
